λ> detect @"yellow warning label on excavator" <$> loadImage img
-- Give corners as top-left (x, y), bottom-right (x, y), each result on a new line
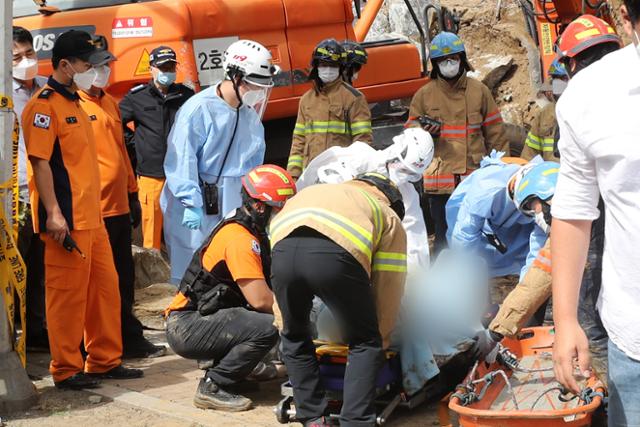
top-left (134, 49), bottom-right (151, 76)
top-left (541, 23), bottom-right (554, 56)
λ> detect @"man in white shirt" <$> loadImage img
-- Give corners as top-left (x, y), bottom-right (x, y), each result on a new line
top-left (551, 1), bottom-right (640, 423)
top-left (13, 26), bottom-right (48, 351)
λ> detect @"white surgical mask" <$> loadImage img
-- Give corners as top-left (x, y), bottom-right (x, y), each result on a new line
top-left (634, 30), bottom-right (640, 60)
top-left (388, 163), bottom-right (419, 184)
top-left (438, 58), bottom-right (461, 79)
top-left (93, 65), bottom-right (111, 88)
top-left (551, 78), bottom-right (568, 96)
top-left (68, 63), bottom-right (97, 91)
top-left (13, 57), bottom-right (38, 81)
top-left (318, 66), bottom-right (340, 83)
top-left (534, 211), bottom-right (551, 234)
top-left (352, 71), bottom-right (359, 81)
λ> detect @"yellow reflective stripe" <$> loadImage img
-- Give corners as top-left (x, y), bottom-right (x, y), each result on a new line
top-left (287, 155), bottom-right (303, 169)
top-left (351, 120), bottom-right (372, 135)
top-left (541, 146), bottom-right (556, 152)
top-left (270, 208), bottom-right (373, 260)
top-left (373, 264), bottom-right (407, 273)
top-left (575, 28), bottom-right (602, 40)
top-left (359, 190), bottom-right (383, 247)
top-left (374, 251), bottom-right (407, 261)
top-left (277, 188), bottom-right (295, 196)
top-left (373, 252), bottom-right (407, 272)
top-left (293, 123), bottom-right (306, 136)
top-left (525, 132), bottom-right (542, 150)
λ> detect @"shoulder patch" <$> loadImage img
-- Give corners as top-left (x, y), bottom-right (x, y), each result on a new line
top-left (251, 239), bottom-right (261, 255)
top-left (38, 89), bottom-right (54, 99)
top-left (33, 113), bottom-right (51, 129)
top-left (129, 84), bottom-right (146, 94)
top-left (341, 81), bottom-right (362, 98)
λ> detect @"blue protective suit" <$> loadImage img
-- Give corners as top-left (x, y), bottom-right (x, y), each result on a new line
top-left (160, 83), bottom-right (265, 283)
top-left (445, 151), bottom-right (547, 279)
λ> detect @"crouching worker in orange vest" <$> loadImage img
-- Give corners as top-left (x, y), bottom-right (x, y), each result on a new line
top-left (23, 30), bottom-right (143, 389)
top-left (164, 165), bottom-right (296, 412)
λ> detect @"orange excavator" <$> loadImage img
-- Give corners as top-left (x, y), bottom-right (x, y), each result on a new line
top-left (13, 0), bottom-right (442, 162)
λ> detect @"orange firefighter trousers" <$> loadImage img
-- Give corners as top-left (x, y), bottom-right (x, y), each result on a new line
top-left (42, 226), bottom-right (122, 382)
top-left (138, 176), bottom-right (165, 250)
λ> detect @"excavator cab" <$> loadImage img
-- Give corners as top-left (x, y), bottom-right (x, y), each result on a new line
top-left (12, 0), bottom-right (439, 162)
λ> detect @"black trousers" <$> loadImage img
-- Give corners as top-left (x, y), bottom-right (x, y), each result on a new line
top-left (579, 203), bottom-right (607, 357)
top-left (104, 214), bottom-right (145, 348)
top-left (426, 193), bottom-right (451, 255)
top-left (166, 308), bottom-right (278, 386)
top-left (17, 207), bottom-right (46, 340)
top-left (272, 230), bottom-right (384, 427)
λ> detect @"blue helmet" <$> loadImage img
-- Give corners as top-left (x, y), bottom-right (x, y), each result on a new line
top-left (513, 161), bottom-right (560, 214)
top-left (548, 59), bottom-right (568, 78)
top-left (429, 32), bottom-right (465, 60)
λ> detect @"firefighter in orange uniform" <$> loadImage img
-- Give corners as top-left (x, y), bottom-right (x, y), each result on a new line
top-left (23, 30), bottom-right (142, 389)
top-left (407, 32), bottom-right (509, 253)
top-left (79, 48), bottom-right (167, 358)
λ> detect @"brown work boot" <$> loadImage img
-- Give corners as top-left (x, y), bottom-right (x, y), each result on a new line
top-left (193, 377), bottom-right (252, 412)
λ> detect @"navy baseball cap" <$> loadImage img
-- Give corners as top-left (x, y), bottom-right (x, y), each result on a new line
top-left (149, 46), bottom-right (178, 66)
top-left (52, 30), bottom-right (114, 66)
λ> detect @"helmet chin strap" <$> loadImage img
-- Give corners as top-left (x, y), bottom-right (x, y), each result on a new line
top-left (228, 71), bottom-right (244, 108)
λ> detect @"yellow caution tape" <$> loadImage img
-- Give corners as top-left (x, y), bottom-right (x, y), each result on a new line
top-left (0, 94), bottom-right (26, 366)
top-left (0, 207), bottom-right (27, 367)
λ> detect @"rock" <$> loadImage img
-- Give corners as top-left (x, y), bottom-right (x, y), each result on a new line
top-left (132, 245), bottom-right (170, 289)
top-left (88, 395), bottom-right (102, 404)
top-left (134, 283), bottom-right (177, 326)
top-left (469, 54), bottom-right (514, 90)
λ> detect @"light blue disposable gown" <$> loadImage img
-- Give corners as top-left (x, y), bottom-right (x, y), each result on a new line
top-left (445, 151), bottom-right (547, 279)
top-left (160, 83), bottom-right (266, 283)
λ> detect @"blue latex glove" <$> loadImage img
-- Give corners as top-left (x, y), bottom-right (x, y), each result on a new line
top-left (182, 206), bottom-right (203, 230)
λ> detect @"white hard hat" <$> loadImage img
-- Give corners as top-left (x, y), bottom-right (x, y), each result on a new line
top-left (223, 40), bottom-right (280, 87)
top-left (388, 128), bottom-right (434, 175)
top-left (317, 162), bottom-right (355, 184)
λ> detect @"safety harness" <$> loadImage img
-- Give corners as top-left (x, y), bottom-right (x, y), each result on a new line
top-left (178, 209), bottom-right (271, 314)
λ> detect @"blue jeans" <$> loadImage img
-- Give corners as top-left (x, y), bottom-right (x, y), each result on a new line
top-left (608, 340), bottom-right (640, 426)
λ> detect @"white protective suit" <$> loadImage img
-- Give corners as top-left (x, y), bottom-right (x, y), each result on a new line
top-left (296, 142), bottom-right (430, 271)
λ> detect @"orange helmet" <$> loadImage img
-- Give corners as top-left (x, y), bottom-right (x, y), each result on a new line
top-left (241, 164), bottom-right (296, 208)
top-left (558, 15), bottom-right (621, 59)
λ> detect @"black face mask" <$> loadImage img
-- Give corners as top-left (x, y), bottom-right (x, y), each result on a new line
top-left (246, 203), bottom-right (272, 234)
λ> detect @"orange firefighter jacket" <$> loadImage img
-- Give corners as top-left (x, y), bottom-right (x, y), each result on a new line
top-left (270, 180), bottom-right (407, 347)
top-left (408, 74), bottom-right (510, 194)
top-left (287, 79), bottom-right (372, 178)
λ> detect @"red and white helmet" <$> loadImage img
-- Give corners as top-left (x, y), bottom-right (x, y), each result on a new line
top-left (223, 40), bottom-right (280, 87)
top-left (242, 165), bottom-right (296, 209)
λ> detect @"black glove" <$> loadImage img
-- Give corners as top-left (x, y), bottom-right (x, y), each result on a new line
top-left (128, 192), bottom-right (142, 228)
top-left (472, 329), bottom-right (502, 363)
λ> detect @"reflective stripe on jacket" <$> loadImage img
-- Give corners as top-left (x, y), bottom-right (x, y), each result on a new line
top-left (520, 102), bottom-right (560, 161)
top-left (407, 75), bottom-right (509, 194)
top-left (270, 180), bottom-right (407, 345)
top-left (287, 79), bottom-right (372, 178)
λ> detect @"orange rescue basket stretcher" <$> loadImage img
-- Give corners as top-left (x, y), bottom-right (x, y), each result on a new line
top-left (444, 326), bottom-right (606, 427)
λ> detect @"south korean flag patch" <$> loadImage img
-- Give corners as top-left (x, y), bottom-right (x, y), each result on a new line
top-left (251, 239), bottom-right (261, 255)
top-left (33, 113), bottom-right (51, 129)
